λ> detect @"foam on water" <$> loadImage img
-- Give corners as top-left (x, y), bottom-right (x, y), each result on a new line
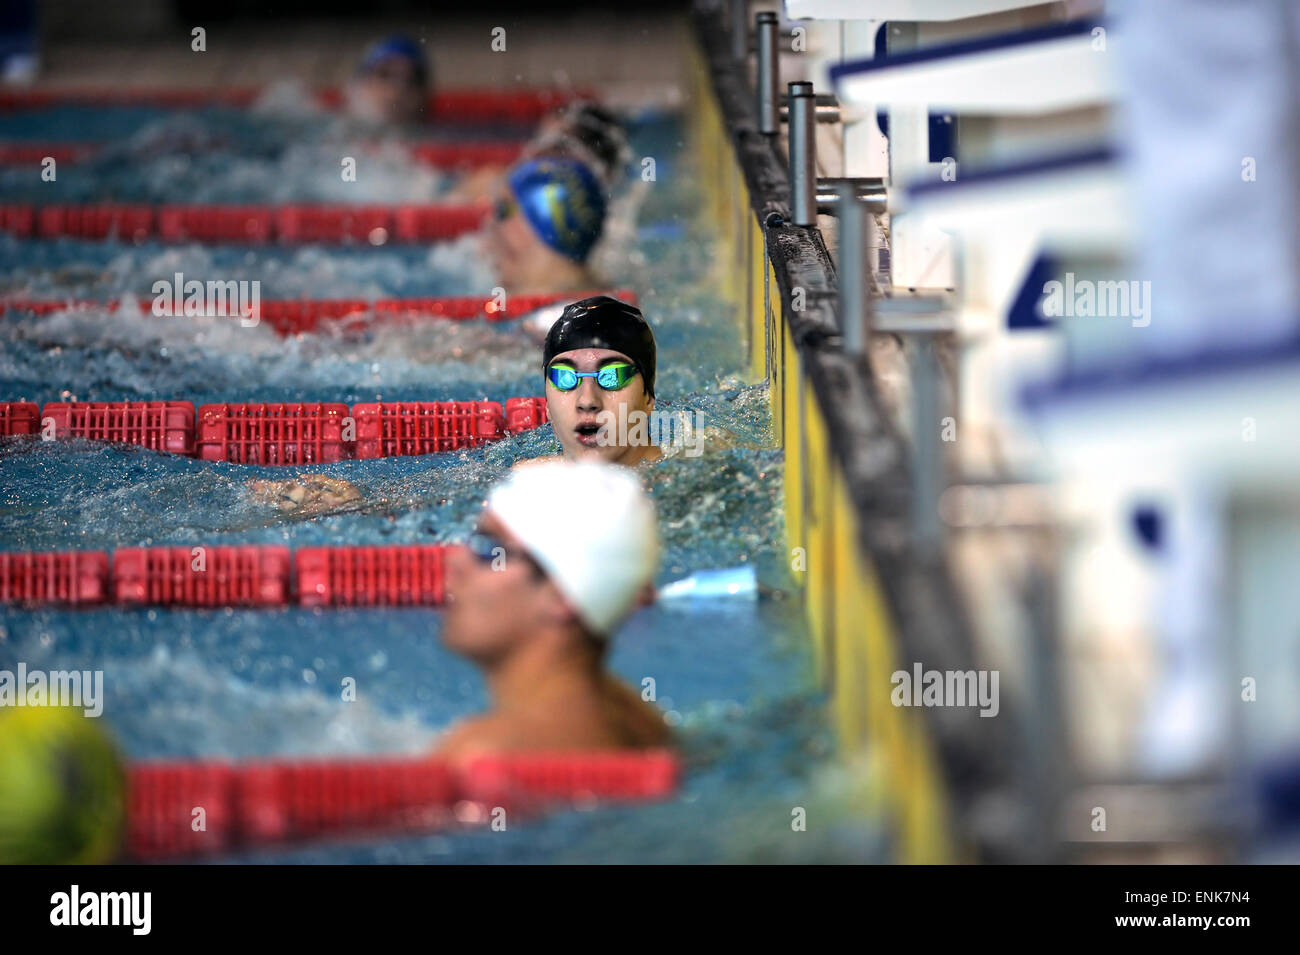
top-left (0, 231), bottom-right (496, 300)
top-left (0, 106), bottom-right (463, 204)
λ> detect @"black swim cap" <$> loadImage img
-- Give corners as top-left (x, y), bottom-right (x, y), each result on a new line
top-left (530, 102), bottom-right (630, 187)
top-left (543, 296), bottom-right (656, 398)
top-left (563, 103), bottom-right (630, 182)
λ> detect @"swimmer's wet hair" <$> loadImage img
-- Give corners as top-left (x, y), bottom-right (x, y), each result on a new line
top-left (558, 102), bottom-right (631, 181)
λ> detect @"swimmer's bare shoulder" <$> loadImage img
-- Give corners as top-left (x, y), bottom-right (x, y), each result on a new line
top-left (433, 714), bottom-right (516, 763)
top-left (510, 454), bottom-right (563, 472)
top-left (435, 709), bottom-right (602, 759)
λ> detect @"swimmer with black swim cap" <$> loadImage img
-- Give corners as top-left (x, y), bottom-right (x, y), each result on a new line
top-left (248, 294), bottom-right (662, 512)
top-left (532, 295), bottom-right (662, 468)
top-left (525, 101), bottom-right (631, 189)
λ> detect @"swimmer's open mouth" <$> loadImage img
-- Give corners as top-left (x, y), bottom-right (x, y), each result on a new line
top-left (575, 422), bottom-right (601, 447)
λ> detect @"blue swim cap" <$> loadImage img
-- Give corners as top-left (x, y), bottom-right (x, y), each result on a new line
top-left (507, 157), bottom-right (607, 264)
top-left (359, 35), bottom-right (429, 86)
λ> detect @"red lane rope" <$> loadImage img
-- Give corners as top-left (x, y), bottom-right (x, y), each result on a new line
top-left (0, 289), bottom-right (636, 334)
top-left (0, 202), bottom-right (487, 243)
top-left (0, 140), bottom-right (521, 169)
top-left (0, 143), bottom-right (100, 165)
top-left (0, 551), bottom-right (110, 605)
top-left (351, 401), bottom-right (502, 459)
top-left (126, 749), bottom-right (679, 859)
top-left (196, 402), bottom-right (354, 464)
top-left (0, 87), bottom-right (259, 110)
top-left (426, 89), bottom-right (591, 123)
top-left (0, 544), bottom-right (461, 608)
top-left (1, 398), bottom-right (548, 461)
top-left (113, 546), bottom-right (293, 608)
top-left (0, 397), bottom-right (548, 607)
top-left (408, 140), bottom-right (523, 169)
top-left (297, 545), bottom-right (447, 607)
top-left (40, 401), bottom-right (196, 454)
top-left (0, 87), bottom-right (587, 124)
top-left (0, 400), bottom-right (38, 433)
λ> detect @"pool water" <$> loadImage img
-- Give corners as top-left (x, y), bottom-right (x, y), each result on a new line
top-left (0, 91), bottom-right (530, 204)
top-left (0, 103), bottom-right (886, 862)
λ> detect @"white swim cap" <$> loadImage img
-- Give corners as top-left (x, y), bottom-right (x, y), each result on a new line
top-left (486, 460), bottom-right (658, 637)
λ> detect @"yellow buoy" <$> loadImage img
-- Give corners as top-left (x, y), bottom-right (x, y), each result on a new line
top-left (0, 704), bottom-right (126, 864)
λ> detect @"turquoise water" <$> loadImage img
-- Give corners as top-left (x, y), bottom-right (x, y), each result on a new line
top-left (0, 105), bottom-right (882, 862)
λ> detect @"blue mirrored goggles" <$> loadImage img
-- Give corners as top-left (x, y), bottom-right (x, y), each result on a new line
top-left (492, 195), bottom-right (518, 222)
top-left (466, 531), bottom-right (503, 564)
top-left (547, 361), bottom-right (640, 392)
top-left (466, 530), bottom-right (543, 578)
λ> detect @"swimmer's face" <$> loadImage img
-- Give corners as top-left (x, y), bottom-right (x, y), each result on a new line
top-left (484, 184), bottom-right (544, 292)
top-left (545, 347), bottom-right (656, 466)
top-left (443, 512), bottom-right (575, 661)
top-left (350, 57), bottom-right (425, 125)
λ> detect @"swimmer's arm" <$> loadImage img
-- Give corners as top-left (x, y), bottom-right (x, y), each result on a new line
top-left (246, 474), bottom-right (362, 512)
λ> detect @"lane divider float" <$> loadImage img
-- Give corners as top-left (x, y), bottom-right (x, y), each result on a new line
top-left (0, 139), bottom-right (522, 170)
top-left (0, 87), bottom-right (587, 125)
top-left (0, 397), bottom-right (549, 462)
top-left (113, 546), bottom-right (293, 608)
top-left (2, 544), bottom-right (453, 608)
top-left (127, 749), bottom-right (679, 860)
top-left (0, 201), bottom-right (487, 243)
top-left (0, 551), bottom-right (110, 606)
top-left (297, 545), bottom-right (448, 607)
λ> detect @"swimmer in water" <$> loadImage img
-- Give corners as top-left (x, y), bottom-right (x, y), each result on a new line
top-left (436, 460), bottom-right (671, 759)
top-left (452, 99), bottom-right (631, 201)
top-left (246, 471), bottom-right (363, 514)
top-left (345, 34), bottom-right (430, 128)
top-left (246, 294), bottom-right (662, 511)
top-left (485, 156), bottom-right (607, 297)
top-left (527, 295), bottom-right (662, 468)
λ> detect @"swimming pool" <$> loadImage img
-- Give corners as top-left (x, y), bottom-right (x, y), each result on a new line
top-left (0, 103), bottom-right (887, 862)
